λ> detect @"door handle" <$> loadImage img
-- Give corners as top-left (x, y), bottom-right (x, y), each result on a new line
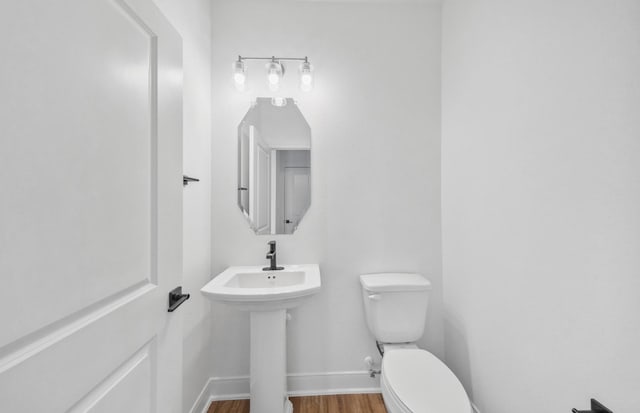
top-left (183, 175), bottom-right (200, 186)
top-left (168, 286), bottom-right (190, 312)
top-left (572, 399), bottom-right (612, 413)
top-left (285, 219), bottom-right (292, 224)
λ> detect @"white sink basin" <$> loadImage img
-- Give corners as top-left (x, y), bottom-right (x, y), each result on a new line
top-left (201, 264), bottom-right (321, 412)
top-left (201, 264), bottom-right (321, 311)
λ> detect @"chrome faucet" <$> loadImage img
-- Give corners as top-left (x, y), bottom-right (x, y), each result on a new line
top-left (263, 240), bottom-right (284, 271)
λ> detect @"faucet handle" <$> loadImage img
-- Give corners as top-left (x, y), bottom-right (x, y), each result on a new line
top-left (267, 240), bottom-right (276, 253)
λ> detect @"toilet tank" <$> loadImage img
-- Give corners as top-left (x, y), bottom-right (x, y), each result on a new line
top-left (360, 273), bottom-right (431, 343)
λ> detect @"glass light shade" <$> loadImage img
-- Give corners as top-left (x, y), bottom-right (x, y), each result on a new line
top-left (267, 61), bottom-right (283, 91)
top-left (233, 60), bottom-right (246, 91)
top-left (299, 61), bottom-right (313, 92)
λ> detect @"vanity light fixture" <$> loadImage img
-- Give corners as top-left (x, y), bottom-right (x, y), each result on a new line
top-left (233, 55), bottom-right (314, 92)
top-left (232, 58), bottom-right (246, 91)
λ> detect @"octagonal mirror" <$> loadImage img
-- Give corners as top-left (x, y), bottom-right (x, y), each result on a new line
top-left (237, 97), bottom-right (311, 235)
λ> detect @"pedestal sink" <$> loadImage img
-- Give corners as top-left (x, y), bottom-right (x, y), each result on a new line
top-left (201, 264), bottom-right (321, 413)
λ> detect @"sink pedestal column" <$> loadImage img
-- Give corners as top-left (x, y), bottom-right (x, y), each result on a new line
top-left (249, 309), bottom-right (292, 413)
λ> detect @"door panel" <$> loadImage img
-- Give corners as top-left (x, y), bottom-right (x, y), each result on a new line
top-left (248, 127), bottom-right (271, 235)
top-left (0, 0), bottom-right (155, 350)
top-left (0, 287), bottom-right (157, 412)
top-left (0, 0), bottom-right (183, 411)
top-left (71, 342), bottom-right (153, 413)
top-left (238, 125), bottom-right (250, 215)
top-left (254, 143), bottom-right (271, 235)
top-left (284, 167), bottom-right (310, 234)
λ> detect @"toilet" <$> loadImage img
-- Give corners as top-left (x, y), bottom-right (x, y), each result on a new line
top-left (360, 273), bottom-right (471, 413)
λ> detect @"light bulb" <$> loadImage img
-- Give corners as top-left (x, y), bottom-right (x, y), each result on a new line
top-left (268, 72), bottom-right (280, 85)
top-left (267, 60), bottom-right (283, 91)
top-left (299, 61), bottom-right (313, 92)
top-left (233, 59), bottom-right (246, 91)
top-left (234, 72), bottom-right (246, 85)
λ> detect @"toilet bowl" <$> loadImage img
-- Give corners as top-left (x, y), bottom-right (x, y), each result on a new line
top-left (360, 273), bottom-right (471, 413)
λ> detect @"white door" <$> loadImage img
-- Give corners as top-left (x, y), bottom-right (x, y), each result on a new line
top-left (284, 167), bottom-right (311, 234)
top-left (238, 124), bottom-right (250, 216)
top-left (0, 0), bottom-right (183, 412)
top-left (248, 127), bottom-right (271, 235)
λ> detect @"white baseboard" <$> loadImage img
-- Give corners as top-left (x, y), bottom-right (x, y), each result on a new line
top-left (287, 370), bottom-right (380, 396)
top-left (187, 378), bottom-right (218, 413)
top-left (189, 370), bottom-right (380, 413)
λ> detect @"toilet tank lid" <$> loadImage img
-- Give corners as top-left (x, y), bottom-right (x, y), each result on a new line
top-left (360, 273), bottom-right (431, 292)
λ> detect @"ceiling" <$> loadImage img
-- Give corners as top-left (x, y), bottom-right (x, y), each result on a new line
top-left (294, 0), bottom-right (442, 4)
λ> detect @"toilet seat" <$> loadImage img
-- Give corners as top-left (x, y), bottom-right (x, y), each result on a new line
top-left (381, 349), bottom-right (471, 413)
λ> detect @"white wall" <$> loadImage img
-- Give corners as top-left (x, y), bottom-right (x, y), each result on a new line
top-left (152, 1), bottom-right (212, 411)
top-left (211, 0), bottom-right (442, 384)
top-left (257, 98), bottom-right (311, 149)
top-left (441, 1), bottom-right (640, 412)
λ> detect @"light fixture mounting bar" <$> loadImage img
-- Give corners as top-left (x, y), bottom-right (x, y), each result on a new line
top-left (238, 55), bottom-right (309, 63)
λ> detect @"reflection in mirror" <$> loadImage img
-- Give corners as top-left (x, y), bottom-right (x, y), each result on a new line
top-left (238, 98), bottom-right (311, 235)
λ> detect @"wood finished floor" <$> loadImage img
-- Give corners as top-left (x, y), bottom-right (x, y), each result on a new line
top-left (207, 394), bottom-right (387, 413)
